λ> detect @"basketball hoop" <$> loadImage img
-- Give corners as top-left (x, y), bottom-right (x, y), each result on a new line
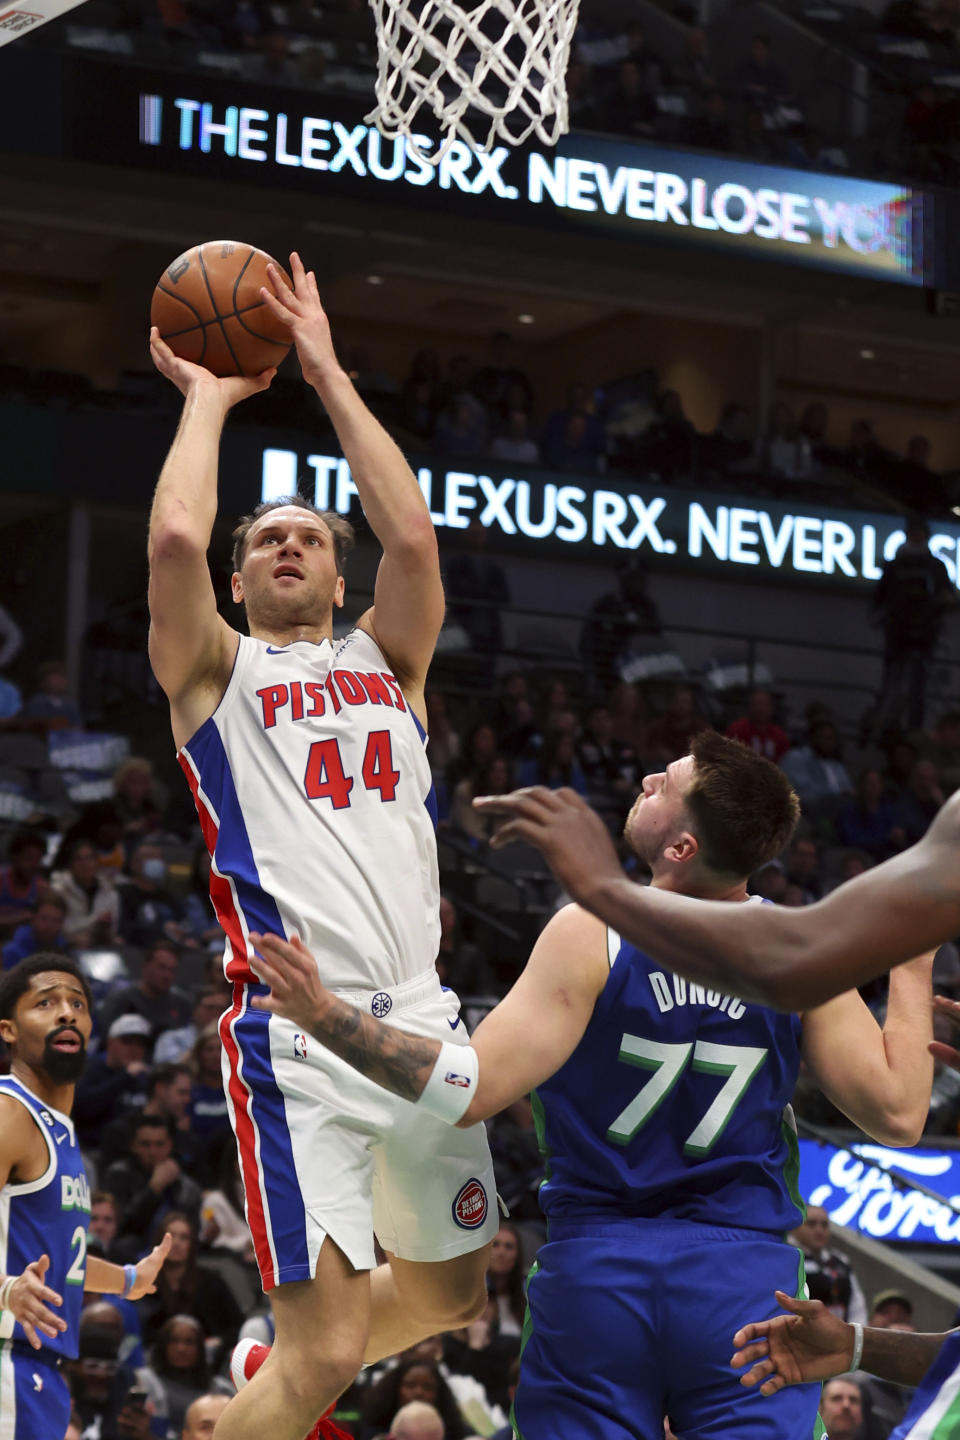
top-left (366, 0), bottom-right (581, 165)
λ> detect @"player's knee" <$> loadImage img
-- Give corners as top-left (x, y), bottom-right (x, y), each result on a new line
top-left (279, 1342), bottom-right (365, 1411)
top-left (410, 1270), bottom-right (489, 1329)
top-left (454, 1282), bottom-right (490, 1327)
top-left (275, 1338), bottom-right (364, 1409)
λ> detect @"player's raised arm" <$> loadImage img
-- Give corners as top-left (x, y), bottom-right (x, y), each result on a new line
top-left (799, 951), bottom-right (935, 1146)
top-left (147, 330), bottom-right (275, 743)
top-left (261, 256), bottom-right (444, 710)
top-left (475, 786), bottom-right (960, 1011)
top-left (244, 904), bottom-right (608, 1125)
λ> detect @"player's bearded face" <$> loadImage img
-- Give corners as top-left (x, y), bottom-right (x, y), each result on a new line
top-left (623, 781), bottom-right (688, 869)
top-left (42, 1024), bottom-right (87, 1084)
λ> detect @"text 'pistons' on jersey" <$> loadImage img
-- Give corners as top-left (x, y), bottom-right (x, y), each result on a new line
top-left (179, 628), bottom-right (440, 991)
top-left (533, 928), bottom-right (805, 1235)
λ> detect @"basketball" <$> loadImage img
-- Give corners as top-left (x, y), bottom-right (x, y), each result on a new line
top-left (150, 241), bottom-right (293, 377)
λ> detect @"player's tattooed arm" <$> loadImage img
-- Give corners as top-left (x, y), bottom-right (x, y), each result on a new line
top-left (248, 931), bottom-right (440, 1102)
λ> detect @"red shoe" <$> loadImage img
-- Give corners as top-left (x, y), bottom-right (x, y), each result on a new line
top-left (231, 1339), bottom-right (353, 1440)
top-left (309, 1410), bottom-right (353, 1440)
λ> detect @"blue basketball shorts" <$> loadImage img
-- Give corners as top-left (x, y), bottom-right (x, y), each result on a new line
top-left (0, 1344), bottom-right (71, 1440)
top-left (513, 1216), bottom-right (824, 1440)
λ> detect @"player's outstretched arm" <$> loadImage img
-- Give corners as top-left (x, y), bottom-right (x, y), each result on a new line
top-left (731, 1291), bottom-right (950, 1394)
top-left (148, 329), bottom-right (274, 741)
top-left (261, 256), bottom-right (444, 707)
top-left (475, 787), bottom-right (960, 1011)
top-left (84, 1231), bottom-right (171, 1302)
top-left (246, 906), bottom-right (607, 1124)
top-left (800, 951), bottom-right (934, 1146)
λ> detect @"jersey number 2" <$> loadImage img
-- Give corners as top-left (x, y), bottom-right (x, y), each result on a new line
top-left (304, 732), bottom-right (400, 808)
top-left (607, 1037), bottom-right (767, 1156)
top-left (66, 1225), bottom-right (87, 1286)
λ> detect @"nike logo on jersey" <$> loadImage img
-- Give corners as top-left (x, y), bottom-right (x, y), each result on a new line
top-left (32, 1374), bottom-right (43, 1393)
top-left (55, 1133), bottom-right (67, 1145)
top-left (447, 1017), bottom-right (460, 1031)
top-left (265, 646), bottom-right (288, 654)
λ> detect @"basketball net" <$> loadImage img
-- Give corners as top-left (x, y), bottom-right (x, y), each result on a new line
top-left (366, 0), bottom-right (581, 165)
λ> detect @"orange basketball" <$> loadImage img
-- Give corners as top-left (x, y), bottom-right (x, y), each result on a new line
top-left (150, 241), bottom-right (293, 377)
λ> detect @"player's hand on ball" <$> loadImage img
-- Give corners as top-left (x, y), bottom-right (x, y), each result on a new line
top-left (731, 1291), bottom-right (854, 1394)
top-left (261, 253), bottom-right (338, 389)
top-left (474, 787), bottom-right (624, 904)
top-left (248, 931), bottom-right (332, 1031)
top-left (149, 327), bottom-right (276, 408)
top-left (126, 1231), bottom-right (173, 1301)
top-left (6, 1255), bottom-right (67, 1350)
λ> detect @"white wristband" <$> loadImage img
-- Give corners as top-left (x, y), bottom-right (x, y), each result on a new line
top-left (849, 1323), bottom-right (864, 1373)
top-left (418, 1041), bottom-right (479, 1125)
top-left (0, 1276), bottom-right (16, 1311)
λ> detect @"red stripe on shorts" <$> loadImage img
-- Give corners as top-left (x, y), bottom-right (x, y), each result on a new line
top-left (219, 990), bottom-right (277, 1288)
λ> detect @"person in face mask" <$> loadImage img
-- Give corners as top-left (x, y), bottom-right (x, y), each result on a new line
top-left (117, 845), bottom-right (188, 951)
top-left (99, 939), bottom-right (193, 1041)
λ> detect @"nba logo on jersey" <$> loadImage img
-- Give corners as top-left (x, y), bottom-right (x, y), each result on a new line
top-left (293, 1033), bottom-right (308, 1062)
top-left (452, 1178), bottom-right (488, 1230)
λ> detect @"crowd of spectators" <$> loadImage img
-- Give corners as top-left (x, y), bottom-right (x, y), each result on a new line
top-left (394, 344), bottom-right (952, 518)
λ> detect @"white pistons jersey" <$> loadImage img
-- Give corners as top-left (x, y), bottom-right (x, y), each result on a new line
top-left (178, 627), bottom-right (440, 991)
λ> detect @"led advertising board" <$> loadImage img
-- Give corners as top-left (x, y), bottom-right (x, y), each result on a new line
top-left (262, 446), bottom-right (960, 587)
top-left (0, 52), bottom-right (933, 284)
top-left (798, 1138), bottom-right (960, 1246)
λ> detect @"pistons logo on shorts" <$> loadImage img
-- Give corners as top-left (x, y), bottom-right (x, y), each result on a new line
top-left (452, 1178), bottom-right (488, 1230)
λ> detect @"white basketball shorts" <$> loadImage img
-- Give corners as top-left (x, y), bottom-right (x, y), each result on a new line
top-left (219, 968), bottom-right (498, 1288)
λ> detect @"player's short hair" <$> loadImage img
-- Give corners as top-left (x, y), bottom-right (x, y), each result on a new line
top-left (231, 497), bottom-right (355, 576)
top-left (683, 731), bottom-right (800, 880)
top-left (0, 953), bottom-right (93, 1022)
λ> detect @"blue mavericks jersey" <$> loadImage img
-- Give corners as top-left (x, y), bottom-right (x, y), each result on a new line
top-left (889, 1330), bottom-right (960, 1439)
top-left (533, 927), bottom-right (805, 1235)
top-left (0, 1078), bottom-right (89, 1360)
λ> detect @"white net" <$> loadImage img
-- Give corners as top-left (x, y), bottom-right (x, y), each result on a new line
top-left (366, 0), bottom-right (581, 165)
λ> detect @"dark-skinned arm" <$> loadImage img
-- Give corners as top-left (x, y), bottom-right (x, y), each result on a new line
top-left (474, 787), bottom-right (960, 1011)
top-left (731, 1291), bottom-right (952, 1393)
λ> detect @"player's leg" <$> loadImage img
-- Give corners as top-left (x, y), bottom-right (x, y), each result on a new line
top-left (513, 1233), bottom-right (662, 1439)
top-left (364, 1242), bottom-right (492, 1363)
top-left (217, 1002), bottom-right (383, 1437)
top-left (215, 1237), bottom-right (369, 1440)
top-left (2, 1349), bottom-right (71, 1440)
top-left (664, 1226), bottom-right (822, 1440)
